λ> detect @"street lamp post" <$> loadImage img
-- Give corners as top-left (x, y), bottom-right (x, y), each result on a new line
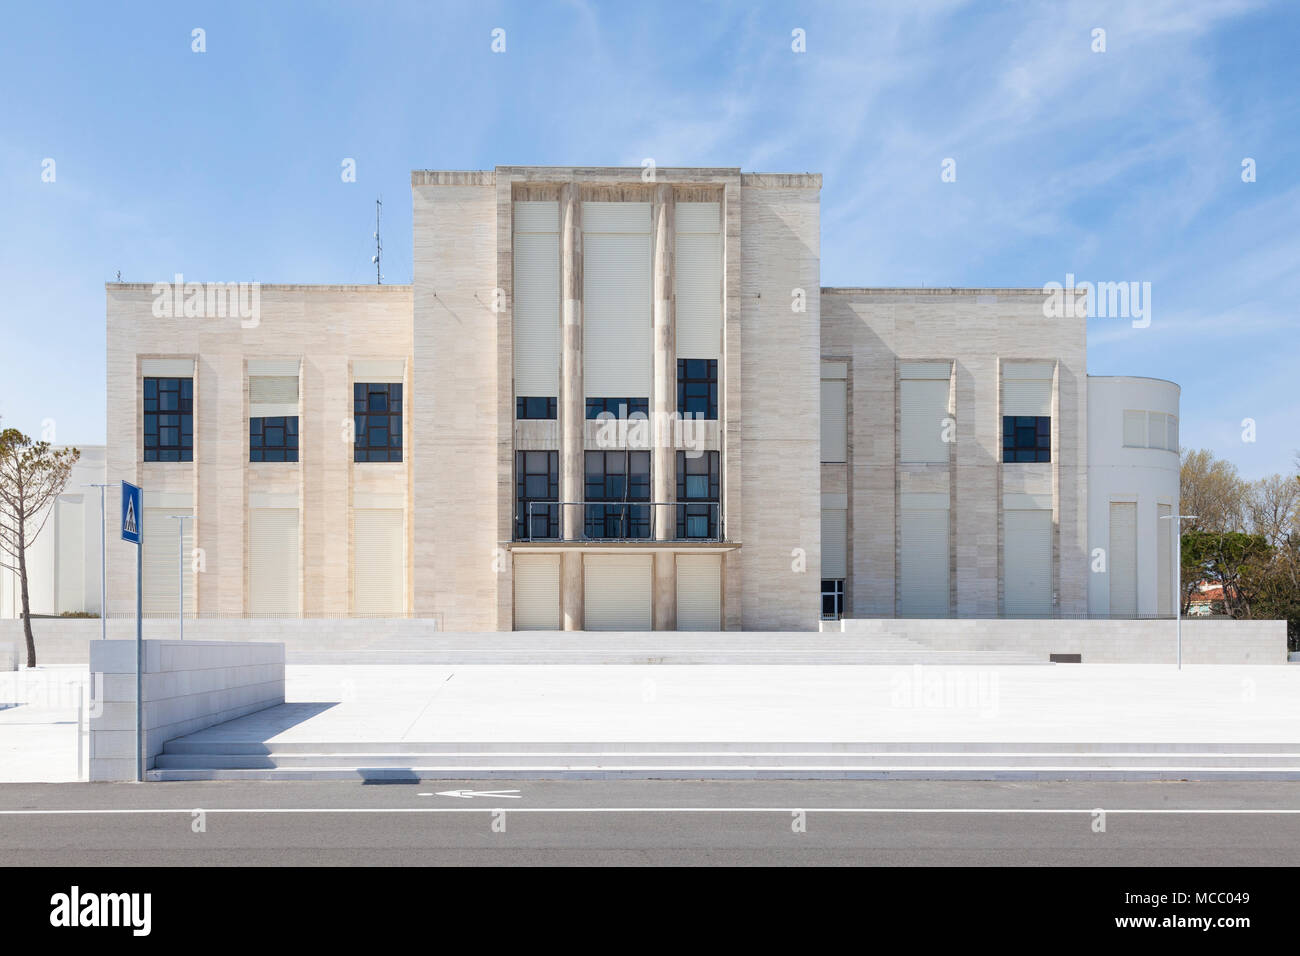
top-left (84, 483), bottom-right (110, 640)
top-left (168, 515), bottom-right (194, 640)
top-left (1160, 513), bottom-right (1198, 670)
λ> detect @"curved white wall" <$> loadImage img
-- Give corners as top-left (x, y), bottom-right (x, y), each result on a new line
top-left (1087, 377), bottom-right (1180, 616)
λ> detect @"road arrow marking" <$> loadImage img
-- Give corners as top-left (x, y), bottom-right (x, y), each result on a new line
top-left (423, 789), bottom-right (522, 800)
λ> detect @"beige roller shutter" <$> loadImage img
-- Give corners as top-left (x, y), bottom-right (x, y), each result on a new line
top-left (821, 508), bottom-right (847, 579)
top-left (143, 508), bottom-right (195, 617)
top-left (584, 553), bottom-right (652, 630)
top-left (675, 202), bottom-right (721, 360)
top-left (1002, 363), bottom-right (1053, 416)
top-left (56, 496), bottom-right (84, 613)
top-left (353, 509), bottom-right (404, 617)
top-left (1004, 508), bottom-right (1052, 616)
top-left (1167, 415), bottom-right (1179, 452)
top-left (1157, 503), bottom-right (1172, 616)
top-left (513, 201), bottom-right (560, 397)
top-left (248, 508), bottom-right (299, 616)
top-left (249, 374), bottom-right (299, 418)
top-left (900, 506), bottom-right (949, 616)
top-left (676, 554), bottom-right (721, 631)
top-left (899, 378), bottom-right (950, 463)
top-left (1123, 410), bottom-right (1147, 447)
top-left (584, 202), bottom-right (651, 397)
top-left (1109, 502), bottom-right (1137, 616)
top-left (513, 554), bottom-right (560, 630)
top-left (820, 361), bottom-right (847, 463)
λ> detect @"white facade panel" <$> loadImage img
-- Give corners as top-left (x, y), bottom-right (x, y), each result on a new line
top-left (56, 497), bottom-right (84, 614)
top-left (353, 509), bottom-right (404, 617)
top-left (1157, 503), bottom-right (1173, 616)
top-left (1004, 509), bottom-right (1052, 616)
top-left (1109, 501), bottom-right (1138, 616)
top-left (583, 554), bottom-right (652, 630)
top-left (513, 230), bottom-right (561, 396)
top-left (676, 553), bottom-right (721, 631)
top-left (674, 232), bottom-right (722, 359)
top-left (899, 507), bottom-right (949, 616)
top-left (583, 232), bottom-right (652, 396)
top-left (513, 554), bottom-right (560, 630)
top-left (1123, 410), bottom-right (1147, 447)
top-left (248, 508), bottom-right (300, 616)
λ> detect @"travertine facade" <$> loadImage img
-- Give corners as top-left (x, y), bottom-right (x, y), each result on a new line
top-left (91, 164), bottom-right (1174, 632)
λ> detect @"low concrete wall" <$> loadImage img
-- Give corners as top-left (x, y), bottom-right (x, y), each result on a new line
top-left (88, 640), bottom-right (284, 781)
top-left (0, 618), bottom-right (441, 667)
top-left (841, 618), bottom-right (1288, 664)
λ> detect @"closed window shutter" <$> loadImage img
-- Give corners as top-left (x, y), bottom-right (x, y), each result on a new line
top-left (1148, 412), bottom-right (1166, 450)
top-left (821, 508), bottom-right (847, 578)
top-left (353, 509), bottom-right (404, 617)
top-left (583, 202), bottom-right (651, 397)
top-left (1157, 503), bottom-right (1173, 616)
top-left (1108, 502), bottom-right (1137, 616)
top-left (143, 508), bottom-right (195, 617)
top-left (248, 508), bottom-right (299, 616)
top-left (583, 554), bottom-right (652, 630)
top-left (1002, 363), bottom-right (1053, 416)
top-left (57, 497), bottom-right (85, 613)
top-left (513, 201), bottom-right (560, 397)
top-left (820, 379), bottom-right (847, 463)
top-left (676, 554), bottom-right (721, 631)
top-left (1123, 410), bottom-right (1147, 447)
top-left (675, 202), bottom-right (721, 360)
top-left (513, 554), bottom-right (560, 630)
top-left (250, 374), bottom-right (299, 418)
top-left (1167, 415), bottom-right (1178, 452)
top-left (900, 508), bottom-right (949, 616)
top-left (1004, 509), bottom-right (1052, 615)
top-left (899, 379), bottom-right (949, 463)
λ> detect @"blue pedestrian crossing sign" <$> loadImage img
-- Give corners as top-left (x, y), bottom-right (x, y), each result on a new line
top-left (121, 481), bottom-right (142, 544)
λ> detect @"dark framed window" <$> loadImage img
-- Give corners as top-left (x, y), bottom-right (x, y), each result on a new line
top-left (1002, 415), bottom-right (1051, 463)
top-left (143, 377), bottom-right (193, 462)
top-left (515, 450), bottom-right (559, 539)
top-left (677, 359), bottom-right (718, 419)
top-left (250, 416), bottom-right (299, 462)
top-left (585, 450), bottom-right (651, 538)
top-left (354, 382), bottom-right (403, 462)
top-left (676, 450), bottom-right (720, 539)
top-left (585, 397), bottom-right (648, 420)
top-left (516, 397), bottom-right (557, 420)
top-left (822, 579), bottom-right (844, 620)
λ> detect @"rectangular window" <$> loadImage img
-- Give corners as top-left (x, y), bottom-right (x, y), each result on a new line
top-left (676, 359), bottom-right (718, 419)
top-left (250, 416), bottom-right (299, 462)
top-left (585, 397), bottom-right (649, 420)
top-left (515, 397), bottom-right (557, 420)
top-left (585, 450), bottom-right (651, 538)
top-left (821, 579), bottom-right (844, 620)
top-left (143, 377), bottom-right (193, 462)
top-left (1002, 415), bottom-right (1051, 463)
top-left (515, 451), bottom-right (559, 540)
top-left (676, 450), bottom-right (720, 539)
top-left (354, 382), bottom-right (403, 462)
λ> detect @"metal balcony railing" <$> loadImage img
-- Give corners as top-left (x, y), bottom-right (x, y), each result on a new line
top-left (520, 501), bottom-right (724, 543)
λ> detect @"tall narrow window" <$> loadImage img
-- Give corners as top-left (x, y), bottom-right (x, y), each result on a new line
top-left (354, 382), bottom-right (403, 462)
top-left (677, 359), bottom-right (718, 419)
top-left (515, 451), bottom-right (559, 540)
top-left (676, 450), bottom-right (720, 539)
top-left (143, 377), bottom-right (193, 462)
top-left (585, 450), bottom-right (651, 539)
top-left (821, 579), bottom-right (845, 620)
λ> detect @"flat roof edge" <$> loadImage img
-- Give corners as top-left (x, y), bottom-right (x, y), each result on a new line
top-left (106, 283), bottom-right (413, 293)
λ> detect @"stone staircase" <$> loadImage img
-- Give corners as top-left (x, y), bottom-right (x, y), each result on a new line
top-left (289, 631), bottom-right (1046, 665)
top-left (146, 739), bottom-right (1300, 781)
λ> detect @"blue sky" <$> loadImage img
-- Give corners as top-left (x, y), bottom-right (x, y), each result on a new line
top-left (2, 0), bottom-right (1296, 478)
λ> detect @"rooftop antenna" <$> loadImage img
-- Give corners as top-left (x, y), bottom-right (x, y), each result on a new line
top-left (372, 198), bottom-right (383, 284)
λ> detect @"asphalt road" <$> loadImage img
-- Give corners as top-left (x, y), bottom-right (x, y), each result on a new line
top-left (1, 780), bottom-right (1299, 865)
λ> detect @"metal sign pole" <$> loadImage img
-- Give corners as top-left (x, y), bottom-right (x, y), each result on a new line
top-left (122, 481), bottom-right (144, 783)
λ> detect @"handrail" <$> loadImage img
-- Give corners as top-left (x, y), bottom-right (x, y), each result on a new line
top-left (522, 500), bottom-right (723, 542)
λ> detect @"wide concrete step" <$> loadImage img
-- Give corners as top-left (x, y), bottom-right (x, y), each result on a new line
top-left (291, 649), bottom-right (1045, 665)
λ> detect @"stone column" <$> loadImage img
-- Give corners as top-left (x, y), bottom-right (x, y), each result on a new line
top-left (652, 184), bottom-right (676, 630)
top-left (560, 184), bottom-right (584, 629)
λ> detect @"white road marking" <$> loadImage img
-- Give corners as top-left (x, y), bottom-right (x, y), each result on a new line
top-left (425, 789), bottom-right (522, 799)
top-left (2, 807), bottom-right (1300, 815)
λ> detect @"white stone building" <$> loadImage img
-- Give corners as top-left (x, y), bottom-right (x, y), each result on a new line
top-left (8, 165), bottom-right (1179, 630)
